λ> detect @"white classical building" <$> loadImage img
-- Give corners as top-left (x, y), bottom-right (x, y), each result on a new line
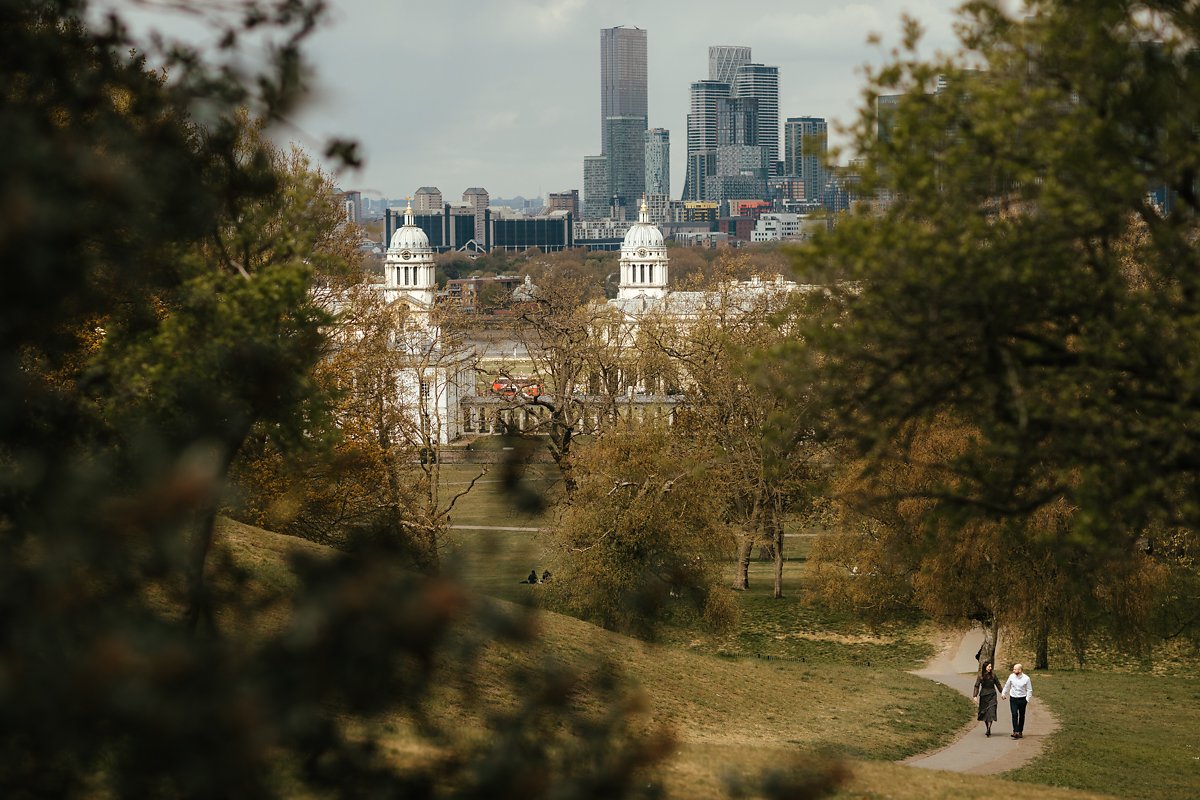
top-left (379, 203), bottom-right (473, 443)
top-left (362, 199), bottom-right (812, 442)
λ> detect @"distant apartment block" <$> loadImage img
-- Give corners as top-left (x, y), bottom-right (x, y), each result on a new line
top-left (548, 190), bottom-right (580, 217)
top-left (784, 116), bottom-right (828, 203)
top-left (683, 201), bottom-right (719, 223)
top-left (604, 115), bottom-right (646, 216)
top-left (600, 26), bottom-right (648, 213)
top-left (684, 79), bottom-right (730, 200)
top-left (413, 186), bottom-right (443, 213)
top-left (644, 128), bottom-right (670, 196)
top-left (462, 187), bottom-right (489, 245)
top-left (335, 189), bottom-right (362, 224)
top-left (731, 63), bottom-right (779, 176)
top-left (583, 155), bottom-right (609, 220)
top-left (644, 192), bottom-right (670, 225)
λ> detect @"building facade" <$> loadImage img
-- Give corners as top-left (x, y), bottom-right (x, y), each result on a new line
top-left (600, 26), bottom-right (648, 154)
top-left (600, 25), bottom-right (648, 216)
top-left (413, 186), bottom-right (443, 213)
top-left (683, 79), bottom-right (730, 201)
top-left (462, 188), bottom-right (489, 246)
top-left (784, 116), bottom-right (828, 203)
top-left (709, 45), bottom-right (751, 84)
top-left (604, 115), bottom-right (646, 216)
top-left (583, 154), bottom-right (609, 221)
top-left (644, 127), bottom-right (670, 196)
top-left (488, 213), bottom-right (574, 253)
top-left (548, 189), bottom-right (579, 217)
top-left (731, 63), bottom-right (780, 177)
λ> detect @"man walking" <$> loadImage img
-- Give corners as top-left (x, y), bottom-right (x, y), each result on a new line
top-left (1001, 662), bottom-right (1033, 738)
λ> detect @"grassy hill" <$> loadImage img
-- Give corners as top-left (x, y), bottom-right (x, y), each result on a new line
top-left (208, 517), bottom-right (1121, 799)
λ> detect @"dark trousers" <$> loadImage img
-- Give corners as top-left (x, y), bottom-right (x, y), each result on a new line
top-left (1010, 696), bottom-right (1028, 733)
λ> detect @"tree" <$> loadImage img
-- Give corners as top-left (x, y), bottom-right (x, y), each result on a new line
top-left (790, 0), bottom-right (1200, 652)
top-left (641, 265), bottom-right (829, 598)
top-left (230, 286), bottom-right (483, 566)
top-left (494, 268), bottom-right (628, 493)
top-left (809, 418), bottom-right (1164, 667)
top-left (543, 426), bottom-right (738, 638)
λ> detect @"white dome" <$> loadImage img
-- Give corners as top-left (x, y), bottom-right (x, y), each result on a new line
top-left (621, 199), bottom-right (665, 250)
top-left (388, 203), bottom-right (432, 253)
top-left (390, 223), bottom-right (430, 251)
top-left (622, 221), bottom-right (665, 249)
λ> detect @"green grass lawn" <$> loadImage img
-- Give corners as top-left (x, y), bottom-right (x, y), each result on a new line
top-left (1003, 669), bottom-right (1200, 799)
top-left (212, 516), bottom-right (1115, 800)
top-left (214, 463), bottom-right (1200, 799)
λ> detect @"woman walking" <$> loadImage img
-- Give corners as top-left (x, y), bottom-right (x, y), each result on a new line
top-left (973, 661), bottom-right (1002, 736)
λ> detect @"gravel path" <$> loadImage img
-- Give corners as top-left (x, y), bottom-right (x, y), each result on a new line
top-left (903, 627), bottom-right (1061, 775)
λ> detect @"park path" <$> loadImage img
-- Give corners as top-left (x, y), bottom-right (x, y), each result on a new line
top-left (902, 627), bottom-right (1060, 775)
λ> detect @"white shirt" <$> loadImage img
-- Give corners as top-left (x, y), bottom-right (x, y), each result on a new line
top-left (1002, 672), bottom-right (1032, 698)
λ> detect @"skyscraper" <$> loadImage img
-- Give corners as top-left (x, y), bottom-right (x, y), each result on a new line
top-left (784, 116), bottom-right (828, 203)
top-left (644, 128), bottom-right (670, 196)
top-left (600, 27), bottom-right (647, 155)
top-left (717, 97), bottom-right (758, 147)
top-left (604, 116), bottom-right (646, 218)
top-left (732, 63), bottom-right (780, 176)
top-left (709, 97), bottom-right (768, 207)
top-left (600, 26), bottom-right (648, 214)
top-left (708, 45), bottom-right (751, 84)
top-left (583, 155), bottom-right (609, 220)
top-left (683, 79), bottom-right (730, 200)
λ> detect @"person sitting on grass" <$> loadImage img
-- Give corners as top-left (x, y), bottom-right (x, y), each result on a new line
top-left (541, 570), bottom-right (551, 583)
top-left (524, 569), bottom-right (539, 584)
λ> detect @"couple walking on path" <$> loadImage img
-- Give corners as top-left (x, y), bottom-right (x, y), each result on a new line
top-left (973, 661), bottom-right (1033, 738)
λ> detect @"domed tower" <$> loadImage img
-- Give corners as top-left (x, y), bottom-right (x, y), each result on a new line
top-left (384, 200), bottom-right (436, 311)
top-left (618, 198), bottom-right (669, 301)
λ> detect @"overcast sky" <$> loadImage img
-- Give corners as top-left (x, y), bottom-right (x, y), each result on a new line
top-left (116, 0), bottom-right (973, 202)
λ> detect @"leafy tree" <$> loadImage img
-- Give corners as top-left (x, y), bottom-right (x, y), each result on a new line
top-left (809, 419), bottom-right (1165, 666)
top-left (544, 426), bottom-right (738, 638)
top-left (788, 0), bottom-right (1200, 653)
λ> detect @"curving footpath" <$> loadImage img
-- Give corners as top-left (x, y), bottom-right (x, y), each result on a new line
top-left (903, 627), bottom-right (1060, 776)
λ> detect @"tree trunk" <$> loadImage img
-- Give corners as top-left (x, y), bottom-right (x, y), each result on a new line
top-left (734, 533), bottom-right (753, 589)
top-left (184, 437), bottom-right (246, 635)
top-left (978, 618), bottom-right (999, 669)
top-left (772, 511), bottom-right (784, 600)
top-left (1035, 623), bottom-right (1050, 670)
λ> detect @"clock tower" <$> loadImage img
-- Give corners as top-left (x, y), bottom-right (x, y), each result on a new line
top-left (384, 200), bottom-right (437, 312)
top-left (617, 198), bottom-right (669, 301)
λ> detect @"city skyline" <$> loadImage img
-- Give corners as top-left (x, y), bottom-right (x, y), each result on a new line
top-left (122, 1), bottom-right (964, 201)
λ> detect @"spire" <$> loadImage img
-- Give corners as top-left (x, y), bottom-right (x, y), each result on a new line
top-left (404, 196), bottom-right (414, 226)
top-left (638, 195), bottom-right (649, 224)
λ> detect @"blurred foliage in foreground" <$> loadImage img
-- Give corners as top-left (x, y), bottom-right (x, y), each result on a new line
top-left (0, 2), bottom-right (684, 797)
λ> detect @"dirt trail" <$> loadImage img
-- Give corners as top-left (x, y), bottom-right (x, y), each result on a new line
top-left (903, 627), bottom-right (1060, 775)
